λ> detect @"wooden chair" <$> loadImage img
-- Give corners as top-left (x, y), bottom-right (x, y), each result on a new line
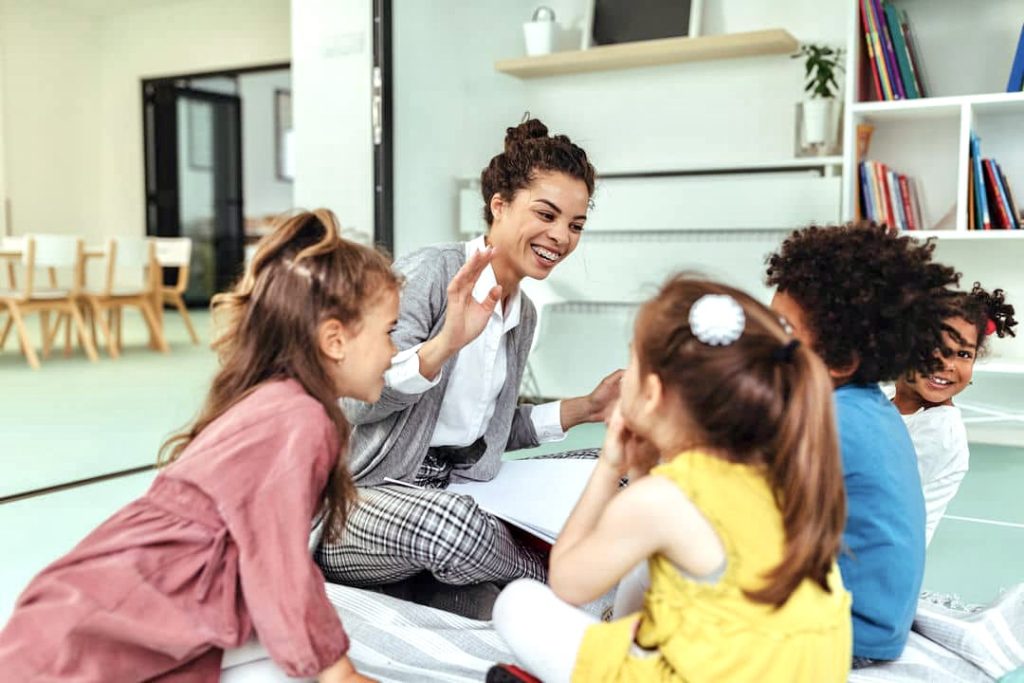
top-left (152, 237), bottom-right (199, 344)
top-left (81, 237), bottom-right (169, 358)
top-left (0, 235), bottom-right (98, 369)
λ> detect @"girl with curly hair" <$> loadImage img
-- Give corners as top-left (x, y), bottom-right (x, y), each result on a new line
top-left (766, 222), bottom-right (961, 667)
top-left (0, 210), bottom-right (399, 682)
top-left (892, 283), bottom-right (1017, 545)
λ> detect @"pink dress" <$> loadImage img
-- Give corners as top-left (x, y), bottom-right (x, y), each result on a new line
top-left (0, 379), bottom-right (349, 681)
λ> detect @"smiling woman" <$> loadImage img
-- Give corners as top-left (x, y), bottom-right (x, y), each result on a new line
top-left (314, 118), bottom-right (622, 611)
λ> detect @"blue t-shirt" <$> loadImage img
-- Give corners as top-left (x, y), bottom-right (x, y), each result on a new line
top-left (835, 383), bottom-right (926, 661)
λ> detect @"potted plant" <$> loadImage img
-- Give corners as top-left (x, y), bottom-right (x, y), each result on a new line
top-left (793, 44), bottom-right (844, 153)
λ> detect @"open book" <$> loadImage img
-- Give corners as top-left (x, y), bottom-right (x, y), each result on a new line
top-left (384, 458), bottom-right (597, 544)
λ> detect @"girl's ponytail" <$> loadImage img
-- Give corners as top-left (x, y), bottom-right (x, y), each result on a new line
top-left (745, 341), bottom-right (845, 607)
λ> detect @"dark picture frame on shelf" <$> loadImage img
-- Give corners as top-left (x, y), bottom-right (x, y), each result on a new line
top-left (274, 88), bottom-right (293, 182)
top-left (582, 0), bottom-right (703, 49)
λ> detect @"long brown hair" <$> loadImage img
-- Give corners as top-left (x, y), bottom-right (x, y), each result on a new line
top-left (634, 276), bottom-right (845, 608)
top-left (158, 209), bottom-right (399, 542)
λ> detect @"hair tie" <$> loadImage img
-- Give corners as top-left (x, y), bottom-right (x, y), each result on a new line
top-left (985, 318), bottom-right (998, 337)
top-left (772, 339), bottom-right (801, 363)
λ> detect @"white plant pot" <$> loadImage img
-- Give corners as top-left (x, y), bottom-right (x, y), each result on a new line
top-left (523, 20), bottom-right (556, 56)
top-left (801, 98), bottom-right (834, 145)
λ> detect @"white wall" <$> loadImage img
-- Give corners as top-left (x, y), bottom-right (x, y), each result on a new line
top-left (291, 0), bottom-right (374, 243)
top-left (390, 0), bottom-right (848, 257)
top-left (0, 0), bottom-right (291, 243)
top-left (238, 70), bottom-right (293, 220)
top-left (0, 1), bottom-right (103, 236)
top-left (94, 0), bottom-right (290, 242)
top-left (0, 37), bottom-right (7, 236)
top-left (381, 0), bottom-right (849, 395)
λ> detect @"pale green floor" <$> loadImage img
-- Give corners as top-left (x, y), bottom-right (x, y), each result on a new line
top-left (1, 311), bottom-right (1021, 624)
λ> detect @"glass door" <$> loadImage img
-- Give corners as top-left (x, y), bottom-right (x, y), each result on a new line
top-left (144, 83), bottom-right (244, 304)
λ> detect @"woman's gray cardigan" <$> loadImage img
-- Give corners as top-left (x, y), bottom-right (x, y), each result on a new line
top-left (342, 243), bottom-right (541, 486)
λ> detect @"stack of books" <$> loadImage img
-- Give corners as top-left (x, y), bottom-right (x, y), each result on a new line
top-left (859, 160), bottom-right (923, 230)
top-left (969, 132), bottom-right (1020, 231)
top-left (858, 0), bottom-right (925, 101)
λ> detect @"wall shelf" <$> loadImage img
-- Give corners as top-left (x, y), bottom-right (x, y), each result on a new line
top-left (495, 29), bottom-right (798, 79)
top-left (903, 230), bottom-right (1024, 240)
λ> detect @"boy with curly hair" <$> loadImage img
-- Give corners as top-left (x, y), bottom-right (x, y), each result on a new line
top-left (766, 223), bottom-right (960, 666)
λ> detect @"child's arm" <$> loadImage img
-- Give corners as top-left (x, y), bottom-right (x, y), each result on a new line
top-left (549, 408), bottom-right (687, 605)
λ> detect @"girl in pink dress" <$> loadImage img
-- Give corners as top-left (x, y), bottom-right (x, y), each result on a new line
top-left (0, 210), bottom-right (401, 682)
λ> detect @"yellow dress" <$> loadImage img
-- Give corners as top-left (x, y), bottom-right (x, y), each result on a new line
top-left (572, 450), bottom-right (852, 683)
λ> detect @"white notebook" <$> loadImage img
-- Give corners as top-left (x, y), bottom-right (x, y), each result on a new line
top-left (384, 458), bottom-right (597, 544)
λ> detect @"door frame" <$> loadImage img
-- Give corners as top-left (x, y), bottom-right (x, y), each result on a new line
top-left (140, 61), bottom-right (290, 240)
top-left (373, 0), bottom-right (394, 251)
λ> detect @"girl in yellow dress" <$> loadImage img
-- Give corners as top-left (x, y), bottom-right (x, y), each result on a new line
top-left (493, 276), bottom-right (852, 682)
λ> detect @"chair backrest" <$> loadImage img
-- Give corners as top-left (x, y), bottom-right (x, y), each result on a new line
top-left (12, 235), bottom-right (83, 298)
top-left (1, 236), bottom-right (26, 251)
top-left (151, 237), bottom-right (192, 267)
top-left (26, 234), bottom-right (79, 268)
top-left (99, 237), bottom-right (157, 296)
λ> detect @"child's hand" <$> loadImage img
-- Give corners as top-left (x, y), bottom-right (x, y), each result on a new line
top-left (600, 402), bottom-right (660, 480)
top-left (318, 655), bottom-right (377, 683)
top-left (599, 403), bottom-right (629, 476)
top-left (624, 433), bottom-right (660, 480)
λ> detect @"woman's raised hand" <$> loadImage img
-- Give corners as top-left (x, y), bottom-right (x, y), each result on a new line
top-left (438, 247), bottom-right (502, 354)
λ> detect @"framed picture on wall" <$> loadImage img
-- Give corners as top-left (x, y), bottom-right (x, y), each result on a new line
top-left (275, 89), bottom-right (293, 182)
top-left (581, 0), bottom-right (703, 50)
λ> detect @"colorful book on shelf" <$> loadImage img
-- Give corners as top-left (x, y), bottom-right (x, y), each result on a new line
top-left (877, 163), bottom-right (892, 227)
top-left (983, 160), bottom-right (1011, 229)
top-left (996, 163), bottom-right (1021, 229)
top-left (859, 0), bottom-right (884, 101)
top-left (971, 132), bottom-right (991, 230)
top-left (898, 175), bottom-right (917, 230)
top-left (884, 1), bottom-right (920, 99)
top-left (968, 162), bottom-right (976, 231)
top-left (862, 0), bottom-right (894, 100)
top-left (1007, 23), bottom-right (1024, 92)
top-left (874, 0), bottom-right (905, 99)
top-left (888, 168), bottom-right (906, 229)
top-left (899, 10), bottom-right (926, 98)
top-left (910, 176), bottom-right (924, 231)
top-left (987, 159), bottom-right (1018, 230)
top-left (860, 163), bottom-right (876, 222)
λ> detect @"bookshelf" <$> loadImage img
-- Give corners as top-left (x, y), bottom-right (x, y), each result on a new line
top-left (494, 29), bottom-right (798, 79)
top-left (842, 1), bottom-right (1024, 235)
top-left (841, 0), bottom-right (1024, 416)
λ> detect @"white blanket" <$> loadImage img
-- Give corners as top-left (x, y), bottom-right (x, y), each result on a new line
top-left (222, 583), bottom-right (1024, 682)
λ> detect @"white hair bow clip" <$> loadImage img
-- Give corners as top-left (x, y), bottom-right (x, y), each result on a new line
top-left (689, 294), bottom-right (745, 346)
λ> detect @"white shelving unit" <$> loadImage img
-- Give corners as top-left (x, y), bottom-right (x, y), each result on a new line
top-left (842, 0), bottom-right (1024, 437)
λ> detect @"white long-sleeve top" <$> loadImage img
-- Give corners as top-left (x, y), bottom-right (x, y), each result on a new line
top-left (900, 405), bottom-right (970, 546)
top-left (384, 236), bottom-right (565, 449)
